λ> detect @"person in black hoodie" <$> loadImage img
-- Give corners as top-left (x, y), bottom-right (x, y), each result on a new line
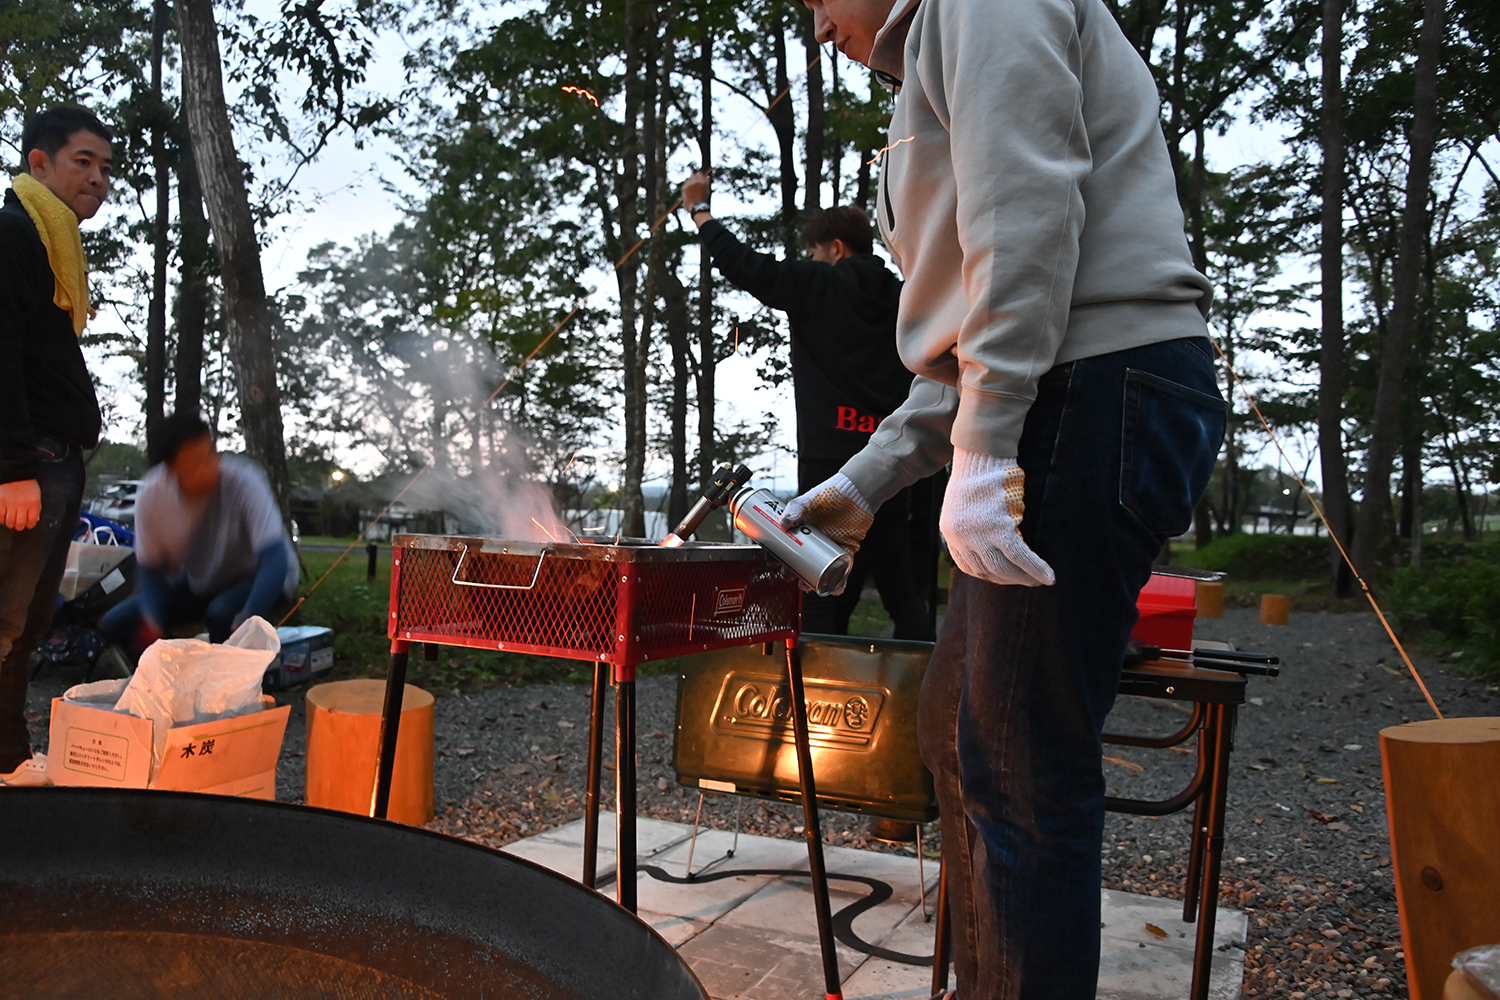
top-left (0, 107), bottom-right (111, 786)
top-left (682, 172), bottom-right (933, 640)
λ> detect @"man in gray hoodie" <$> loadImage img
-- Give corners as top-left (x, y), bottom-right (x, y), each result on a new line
top-left (787, 0), bottom-right (1226, 996)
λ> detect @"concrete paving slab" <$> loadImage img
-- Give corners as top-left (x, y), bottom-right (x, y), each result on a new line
top-left (1096, 939), bottom-right (1245, 1000)
top-left (500, 835), bottom-right (600, 884)
top-left (527, 810), bottom-right (690, 854)
top-left (836, 891), bottom-right (948, 1000)
top-left (640, 908), bottom-right (713, 948)
top-left (713, 873), bottom-right (910, 977)
top-left (812, 843), bottom-right (939, 905)
top-left (676, 922), bottom-right (848, 1000)
top-left (500, 816), bottom-right (1246, 1000)
top-left (634, 830), bottom-right (808, 923)
top-left (1100, 887), bottom-right (1249, 953)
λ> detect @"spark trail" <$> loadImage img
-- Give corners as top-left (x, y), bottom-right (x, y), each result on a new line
top-left (867, 136), bottom-right (914, 165)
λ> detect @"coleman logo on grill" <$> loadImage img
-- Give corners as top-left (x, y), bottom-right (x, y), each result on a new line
top-left (711, 673), bottom-right (885, 749)
top-left (713, 587), bottom-right (746, 617)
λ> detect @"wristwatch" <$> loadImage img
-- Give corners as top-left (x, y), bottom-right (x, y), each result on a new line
top-left (687, 202), bottom-right (712, 217)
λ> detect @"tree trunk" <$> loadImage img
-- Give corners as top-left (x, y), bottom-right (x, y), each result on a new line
top-left (801, 11), bottom-right (824, 214)
top-left (855, 150), bottom-right (871, 213)
top-left (695, 33), bottom-right (715, 491)
top-left (175, 0), bottom-right (291, 517)
top-left (1317, 0), bottom-right (1354, 597)
top-left (173, 124), bottom-right (210, 418)
top-left (1350, 0), bottom-right (1445, 580)
top-left (1193, 495), bottom-right (1213, 548)
top-left (829, 50), bottom-right (842, 202)
top-left (145, 0), bottom-right (170, 449)
top-left (770, 17), bottom-right (798, 252)
top-left (1219, 331), bottom-right (1242, 535)
top-left (664, 260), bottom-right (691, 526)
top-left (617, 0), bottom-right (645, 536)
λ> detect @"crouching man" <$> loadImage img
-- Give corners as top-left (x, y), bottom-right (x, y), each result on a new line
top-left (103, 412), bottom-right (297, 657)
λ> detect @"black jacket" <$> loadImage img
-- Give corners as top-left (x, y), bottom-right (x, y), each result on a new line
top-left (699, 220), bottom-right (911, 478)
top-left (0, 189), bottom-right (102, 483)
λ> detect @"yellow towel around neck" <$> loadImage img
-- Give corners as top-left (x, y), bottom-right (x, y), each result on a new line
top-left (11, 172), bottom-right (91, 336)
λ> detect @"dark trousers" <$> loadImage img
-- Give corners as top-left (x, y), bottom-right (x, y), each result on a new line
top-left (101, 575), bottom-right (260, 658)
top-left (918, 338), bottom-right (1224, 1000)
top-left (0, 440), bottom-right (85, 770)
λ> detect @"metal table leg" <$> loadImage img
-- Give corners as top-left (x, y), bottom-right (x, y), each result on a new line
top-left (615, 666), bottom-right (638, 912)
top-left (1189, 704), bottom-right (1235, 1000)
top-left (371, 639), bottom-right (410, 819)
top-left (931, 854), bottom-right (952, 997)
top-left (582, 661), bottom-right (608, 891)
top-left (786, 642), bottom-right (843, 1000)
top-left (1181, 720), bottom-right (1213, 923)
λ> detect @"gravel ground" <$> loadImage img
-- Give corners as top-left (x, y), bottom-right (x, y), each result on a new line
top-left (24, 607), bottom-right (1498, 998)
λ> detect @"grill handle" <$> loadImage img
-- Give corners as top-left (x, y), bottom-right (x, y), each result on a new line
top-left (451, 545), bottom-right (548, 590)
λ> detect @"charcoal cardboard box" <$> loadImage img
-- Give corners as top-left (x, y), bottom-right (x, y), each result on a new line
top-left (48, 685), bottom-right (289, 799)
top-left (263, 625), bottom-right (335, 690)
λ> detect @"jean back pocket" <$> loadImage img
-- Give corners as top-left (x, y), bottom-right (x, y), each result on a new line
top-left (1120, 368), bottom-right (1226, 537)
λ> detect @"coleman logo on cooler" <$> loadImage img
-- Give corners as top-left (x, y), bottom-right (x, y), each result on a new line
top-left (713, 587), bottom-right (746, 616)
top-left (709, 673), bottom-right (886, 749)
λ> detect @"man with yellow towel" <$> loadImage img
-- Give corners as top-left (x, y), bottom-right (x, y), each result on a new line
top-left (0, 107), bottom-right (113, 786)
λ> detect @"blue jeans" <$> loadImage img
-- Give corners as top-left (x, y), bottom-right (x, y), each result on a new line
top-left (101, 575), bottom-right (259, 658)
top-left (918, 337), bottom-right (1224, 1000)
top-left (0, 439), bottom-right (85, 769)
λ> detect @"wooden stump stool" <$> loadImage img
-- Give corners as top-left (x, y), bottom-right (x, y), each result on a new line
top-left (1381, 718), bottom-right (1500, 999)
top-left (1196, 580), bottom-right (1224, 619)
top-left (306, 679), bottom-right (434, 825)
top-left (1259, 593), bottom-right (1291, 625)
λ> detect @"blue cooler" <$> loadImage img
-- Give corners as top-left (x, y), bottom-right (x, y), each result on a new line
top-left (264, 626), bottom-right (335, 690)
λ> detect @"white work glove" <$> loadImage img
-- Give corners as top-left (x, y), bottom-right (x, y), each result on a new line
top-left (940, 449), bottom-right (1055, 587)
top-left (781, 472), bottom-right (874, 555)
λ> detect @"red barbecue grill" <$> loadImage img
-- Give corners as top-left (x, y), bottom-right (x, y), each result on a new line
top-left (372, 534), bottom-right (851, 996)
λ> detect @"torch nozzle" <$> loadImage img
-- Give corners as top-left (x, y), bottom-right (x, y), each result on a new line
top-left (662, 462), bottom-right (751, 544)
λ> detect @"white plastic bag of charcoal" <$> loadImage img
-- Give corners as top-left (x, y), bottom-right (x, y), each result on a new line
top-left (1452, 945), bottom-right (1500, 1000)
top-left (113, 617), bottom-right (282, 774)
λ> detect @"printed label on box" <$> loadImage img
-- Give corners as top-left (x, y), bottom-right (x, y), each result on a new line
top-left (63, 727), bottom-right (131, 782)
top-left (310, 647), bottom-right (334, 672)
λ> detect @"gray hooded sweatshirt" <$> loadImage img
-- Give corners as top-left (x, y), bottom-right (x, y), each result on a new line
top-left (841, 0), bottom-right (1213, 508)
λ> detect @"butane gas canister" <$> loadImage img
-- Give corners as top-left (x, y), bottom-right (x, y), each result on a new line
top-left (728, 487), bottom-right (852, 597)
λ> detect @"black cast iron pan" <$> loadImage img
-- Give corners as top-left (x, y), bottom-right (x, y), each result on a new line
top-left (0, 788), bottom-right (707, 1000)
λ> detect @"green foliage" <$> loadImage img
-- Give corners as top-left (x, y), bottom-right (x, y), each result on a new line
top-left (1387, 544), bottom-right (1500, 676)
top-left (1175, 532), bottom-right (1333, 581)
top-left (83, 439), bottom-right (146, 497)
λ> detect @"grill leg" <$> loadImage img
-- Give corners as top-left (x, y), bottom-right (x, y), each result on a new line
top-left (582, 660), bottom-right (608, 891)
top-left (615, 670), bottom-right (638, 912)
top-left (932, 854), bottom-right (952, 997)
top-left (371, 640), bottom-right (409, 820)
top-left (786, 641), bottom-right (843, 1000)
top-left (1189, 704), bottom-right (1234, 1000)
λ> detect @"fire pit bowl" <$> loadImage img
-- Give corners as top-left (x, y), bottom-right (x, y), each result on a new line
top-left (0, 788), bottom-right (707, 1000)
